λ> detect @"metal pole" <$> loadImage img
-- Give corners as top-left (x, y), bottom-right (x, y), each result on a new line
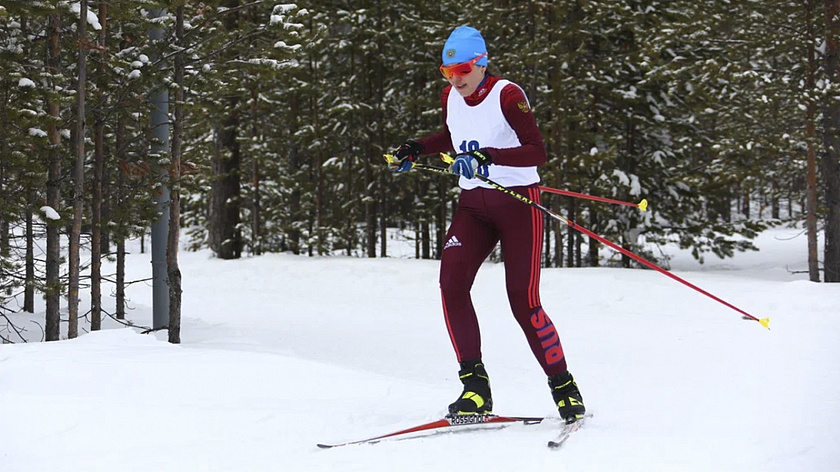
top-left (149, 9), bottom-right (170, 330)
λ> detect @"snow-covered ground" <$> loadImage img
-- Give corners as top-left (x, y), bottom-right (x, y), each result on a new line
top-left (1, 226), bottom-right (838, 471)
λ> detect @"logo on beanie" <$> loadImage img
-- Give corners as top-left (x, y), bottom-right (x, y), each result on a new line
top-left (446, 49), bottom-right (456, 59)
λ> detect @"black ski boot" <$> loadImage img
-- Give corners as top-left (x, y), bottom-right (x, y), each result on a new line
top-left (548, 371), bottom-right (585, 423)
top-left (447, 359), bottom-right (493, 416)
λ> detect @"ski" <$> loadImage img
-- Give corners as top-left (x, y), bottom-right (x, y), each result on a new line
top-left (547, 414), bottom-right (592, 449)
top-left (317, 414), bottom-right (544, 449)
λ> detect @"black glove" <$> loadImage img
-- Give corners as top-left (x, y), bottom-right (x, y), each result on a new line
top-left (389, 140), bottom-right (423, 172)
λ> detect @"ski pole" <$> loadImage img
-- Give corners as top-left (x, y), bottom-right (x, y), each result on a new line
top-left (538, 186), bottom-right (648, 211)
top-left (481, 174), bottom-right (769, 329)
top-left (432, 153), bottom-right (648, 210)
top-left (384, 152), bottom-right (769, 329)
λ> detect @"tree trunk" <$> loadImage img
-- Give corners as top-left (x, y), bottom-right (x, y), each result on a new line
top-left (45, 13), bottom-right (62, 341)
top-left (287, 95), bottom-right (301, 254)
top-left (365, 154), bottom-right (376, 258)
top-left (553, 175), bottom-right (564, 267)
top-left (24, 205), bottom-right (34, 313)
top-left (742, 187), bottom-right (751, 219)
top-left (588, 209), bottom-right (599, 267)
top-left (168, 5), bottom-right (185, 344)
top-left (566, 199), bottom-right (576, 267)
top-left (209, 107), bottom-right (242, 260)
top-left (90, 0), bottom-right (107, 331)
top-left (209, 1), bottom-right (242, 260)
top-left (823, 0), bottom-right (840, 281)
top-left (543, 197), bottom-right (552, 268)
top-left (68, 0), bottom-right (88, 339)
top-left (806, 0), bottom-right (822, 282)
top-left (0, 219), bottom-right (7, 276)
top-left (115, 115), bottom-right (126, 320)
top-left (91, 125), bottom-right (102, 331)
top-left (421, 216), bottom-right (431, 260)
top-left (311, 93), bottom-right (324, 256)
top-left (379, 172), bottom-right (388, 258)
top-left (314, 148), bottom-right (324, 256)
top-left (250, 87), bottom-right (262, 256)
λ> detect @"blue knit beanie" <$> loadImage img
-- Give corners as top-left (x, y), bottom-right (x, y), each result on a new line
top-left (441, 26), bottom-right (488, 66)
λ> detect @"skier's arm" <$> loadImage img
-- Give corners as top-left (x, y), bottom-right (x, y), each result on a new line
top-left (482, 84), bottom-right (547, 167)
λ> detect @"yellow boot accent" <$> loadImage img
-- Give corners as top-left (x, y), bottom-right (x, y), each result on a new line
top-left (462, 391), bottom-right (485, 410)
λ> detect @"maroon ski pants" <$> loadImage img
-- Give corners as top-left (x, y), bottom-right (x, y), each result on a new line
top-left (439, 185), bottom-right (568, 376)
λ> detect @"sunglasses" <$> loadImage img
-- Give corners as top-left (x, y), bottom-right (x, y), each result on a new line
top-left (439, 53), bottom-right (488, 79)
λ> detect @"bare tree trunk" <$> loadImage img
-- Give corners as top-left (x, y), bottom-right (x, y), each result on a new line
top-left (588, 209), bottom-right (599, 267)
top-left (90, 0), bottom-right (107, 331)
top-left (368, 0), bottom-right (383, 259)
top-left (0, 216), bottom-right (7, 276)
top-left (167, 5), bottom-right (185, 344)
top-left (566, 199), bottom-right (576, 267)
top-left (344, 153), bottom-right (355, 257)
top-left (379, 173), bottom-right (388, 258)
top-left (0, 147), bottom-right (6, 259)
top-left (250, 87), bottom-right (262, 256)
top-left (742, 187), bottom-right (751, 219)
top-left (116, 239), bottom-right (126, 321)
top-left (115, 115), bottom-right (126, 320)
top-left (209, 108), bottom-right (242, 259)
top-left (68, 0), bottom-right (89, 339)
top-left (0, 228), bottom-right (6, 269)
top-left (552, 174), bottom-right (563, 267)
top-left (543, 198), bottom-right (552, 268)
top-left (823, 0), bottom-right (840, 281)
top-left (421, 214), bottom-right (431, 259)
top-left (314, 145), bottom-right (324, 256)
top-left (24, 205), bottom-right (34, 313)
top-left (365, 155), bottom-right (376, 258)
top-left (287, 96), bottom-right (301, 254)
top-left (310, 90), bottom-right (323, 257)
top-left (45, 13), bottom-right (62, 341)
top-left (806, 0), bottom-right (821, 282)
top-left (416, 182), bottom-right (430, 260)
top-left (209, 1), bottom-right (242, 260)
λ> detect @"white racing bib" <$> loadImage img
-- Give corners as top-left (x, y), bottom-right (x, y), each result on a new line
top-left (446, 79), bottom-right (540, 190)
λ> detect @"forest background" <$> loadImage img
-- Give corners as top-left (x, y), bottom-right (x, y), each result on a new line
top-left (1, 0), bottom-right (839, 343)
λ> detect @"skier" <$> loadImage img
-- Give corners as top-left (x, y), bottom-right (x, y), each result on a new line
top-left (388, 25), bottom-right (586, 424)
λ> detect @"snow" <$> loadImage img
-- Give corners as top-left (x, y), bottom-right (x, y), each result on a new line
top-left (612, 169), bottom-right (630, 186)
top-left (270, 3), bottom-right (305, 29)
top-left (274, 40), bottom-right (302, 50)
top-left (1, 227), bottom-right (838, 472)
top-left (38, 206), bottom-right (60, 220)
top-left (68, 2), bottom-right (102, 31)
top-left (17, 78), bottom-right (35, 88)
